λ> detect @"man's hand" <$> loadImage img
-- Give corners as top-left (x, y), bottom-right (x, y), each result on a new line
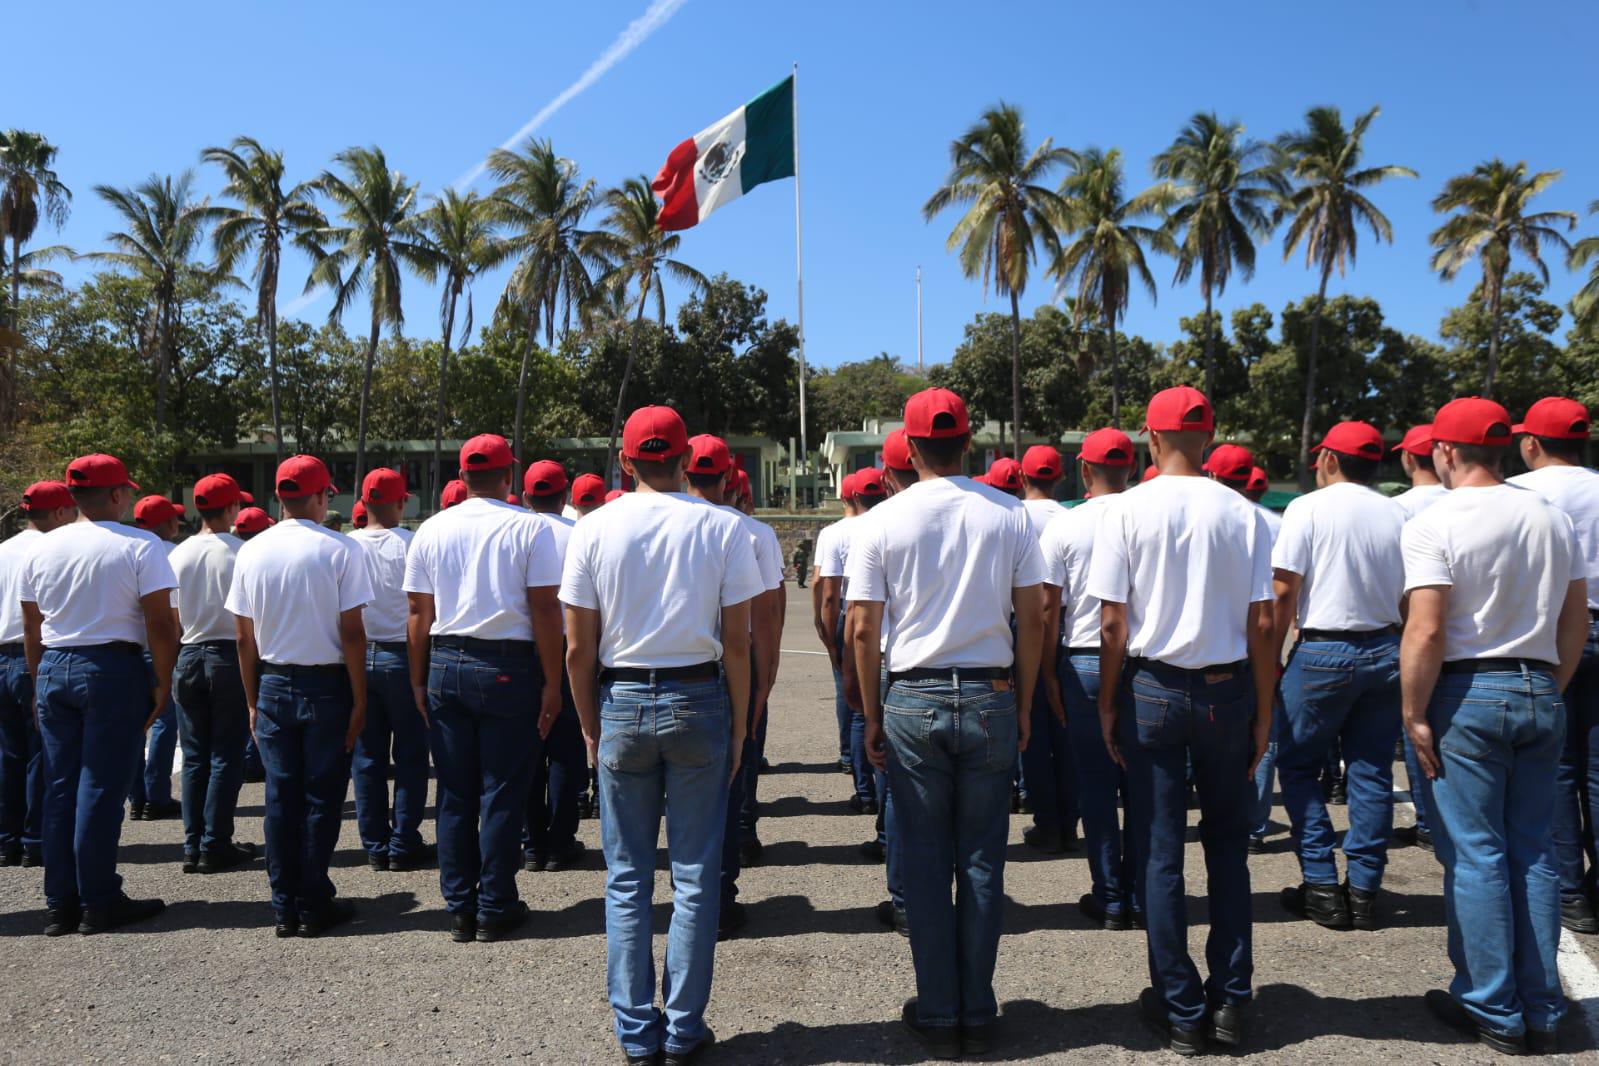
top-left (864, 717), bottom-right (887, 772)
top-left (345, 701), bottom-right (366, 754)
top-left (537, 685), bottom-right (562, 740)
top-left (1247, 734), bottom-right (1269, 781)
top-left (1406, 717), bottom-right (1440, 780)
top-left (727, 733), bottom-right (745, 786)
top-left (412, 684), bottom-right (430, 727)
top-left (1099, 705), bottom-right (1125, 770)
top-left (583, 730), bottom-right (599, 773)
top-left (1045, 672), bottom-right (1065, 725)
top-left (247, 702), bottom-right (258, 741)
top-left (146, 685), bottom-right (169, 730)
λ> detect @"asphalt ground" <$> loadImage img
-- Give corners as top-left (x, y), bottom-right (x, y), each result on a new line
top-left (2, 583), bottom-right (1597, 1064)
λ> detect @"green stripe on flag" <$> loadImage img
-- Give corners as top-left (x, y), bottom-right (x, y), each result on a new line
top-left (739, 75), bottom-right (795, 194)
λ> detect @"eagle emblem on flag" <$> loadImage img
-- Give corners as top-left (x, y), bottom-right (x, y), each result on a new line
top-left (698, 140), bottom-right (743, 185)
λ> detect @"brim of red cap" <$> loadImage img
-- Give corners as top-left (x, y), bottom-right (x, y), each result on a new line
top-left (1511, 423), bottom-right (1529, 434)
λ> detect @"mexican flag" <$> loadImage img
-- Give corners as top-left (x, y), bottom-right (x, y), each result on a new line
top-left (652, 76), bottom-right (795, 231)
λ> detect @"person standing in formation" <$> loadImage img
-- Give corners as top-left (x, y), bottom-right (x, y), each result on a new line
top-left (1392, 424), bottom-right (1449, 519)
top-left (1505, 397), bottom-right (1599, 936)
top-left (129, 494), bottom-right (185, 823)
top-left (848, 387), bottom-right (1045, 1059)
top-left (403, 435), bottom-right (564, 943)
top-left (167, 473), bottom-right (258, 875)
top-left (1269, 422), bottom-right (1404, 932)
top-left (233, 507), bottom-right (273, 541)
top-left (838, 469), bottom-right (888, 821)
top-left (562, 405), bottom-right (762, 1065)
top-left (348, 468), bottom-right (428, 874)
top-left (226, 455), bottom-right (371, 938)
top-left (568, 473), bottom-right (607, 519)
top-left (1039, 428), bottom-right (1138, 929)
top-left (813, 472), bottom-right (858, 778)
top-left (1019, 444), bottom-right (1076, 855)
top-left (0, 482), bottom-right (75, 868)
top-left (22, 454), bottom-right (178, 935)
top-left (439, 479), bottom-right (468, 510)
top-left (1401, 397), bottom-right (1589, 1055)
top-left (1089, 387), bottom-right (1276, 1055)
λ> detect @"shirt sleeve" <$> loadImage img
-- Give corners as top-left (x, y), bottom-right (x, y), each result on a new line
top-left (401, 530), bottom-right (434, 595)
top-left (523, 520), bottom-right (563, 588)
top-left (1038, 519), bottom-right (1067, 588)
top-left (223, 555), bottom-right (251, 619)
top-left (18, 555), bottom-right (36, 604)
top-left (136, 538), bottom-right (178, 597)
top-left (845, 519), bottom-right (887, 603)
top-left (817, 524), bottom-right (847, 579)
top-left (1560, 511), bottom-right (1586, 584)
top-left (1085, 497), bottom-right (1131, 605)
top-left (1401, 514), bottom-right (1453, 592)
top-left (1271, 498), bottom-right (1312, 576)
top-left (558, 523), bottom-right (599, 610)
top-left (1248, 510), bottom-right (1274, 604)
top-left (755, 526), bottom-right (783, 591)
top-left (720, 522), bottom-right (766, 607)
top-left (1011, 508), bottom-right (1046, 588)
top-left (337, 540), bottom-right (374, 613)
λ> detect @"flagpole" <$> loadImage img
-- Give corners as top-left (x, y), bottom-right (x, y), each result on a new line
top-left (792, 61), bottom-right (809, 483)
top-left (916, 266), bottom-right (923, 372)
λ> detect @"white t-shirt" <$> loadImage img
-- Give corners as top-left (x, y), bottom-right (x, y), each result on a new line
top-left (845, 476), bottom-right (1045, 671)
top-left (403, 497), bottom-right (562, 641)
top-left (561, 504), bottom-right (579, 522)
top-left (1393, 484), bottom-right (1448, 521)
top-left (814, 519), bottom-right (849, 580)
top-left (169, 531), bottom-right (245, 644)
top-left (1023, 498), bottom-right (1068, 541)
top-left (1510, 465), bottom-right (1599, 610)
top-left (20, 521), bottom-right (177, 648)
top-left (531, 511), bottom-right (577, 634)
top-left (1255, 503), bottom-right (1283, 543)
top-left (348, 526), bottom-right (415, 643)
top-left (721, 505), bottom-right (783, 592)
top-left (1271, 481), bottom-right (1404, 632)
top-left (1087, 475), bottom-right (1274, 670)
top-left (0, 529), bottom-right (44, 645)
top-left (1403, 483), bottom-right (1585, 663)
top-left (225, 519), bottom-right (373, 665)
top-left (1039, 494), bottom-right (1117, 649)
top-left (560, 491), bottom-right (765, 669)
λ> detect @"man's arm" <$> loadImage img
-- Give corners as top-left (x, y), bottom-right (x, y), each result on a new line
top-left (841, 602), bottom-right (862, 710)
top-left (406, 592), bottom-right (435, 725)
top-left (1400, 586), bottom-right (1449, 780)
top-left (1011, 584), bottom-right (1044, 754)
top-left (527, 586), bottom-right (565, 739)
top-left (22, 602), bottom-right (43, 725)
top-left (750, 588), bottom-right (779, 728)
top-left (817, 576), bottom-right (842, 668)
top-left (235, 615), bottom-right (260, 737)
top-left (850, 600), bottom-right (886, 770)
top-left (141, 589), bottom-right (179, 730)
top-left (1097, 601), bottom-right (1128, 769)
top-left (722, 599), bottom-right (753, 785)
top-left (565, 605), bottom-right (601, 768)
top-left (1554, 578), bottom-right (1590, 692)
top-left (1271, 570), bottom-right (1301, 660)
top-left (810, 568), bottom-right (828, 648)
top-left (337, 606), bottom-right (368, 754)
top-left (1246, 599), bottom-right (1276, 779)
top-left (1040, 583), bottom-right (1065, 723)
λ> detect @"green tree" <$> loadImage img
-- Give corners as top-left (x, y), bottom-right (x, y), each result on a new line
top-left (1277, 105), bottom-right (1415, 487)
top-left (1571, 200), bottom-right (1599, 338)
top-left (1151, 113), bottom-right (1283, 400)
top-left (1439, 272), bottom-right (1567, 415)
top-left (0, 131), bottom-right (73, 428)
top-left (1051, 146), bottom-right (1174, 426)
top-left (923, 103), bottom-right (1071, 449)
top-left (809, 353), bottom-right (924, 434)
top-left (1429, 160), bottom-right (1575, 398)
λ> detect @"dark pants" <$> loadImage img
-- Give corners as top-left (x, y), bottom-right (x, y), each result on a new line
top-left (1553, 617), bottom-right (1599, 905)
top-left (36, 644), bottom-right (149, 911)
top-left (721, 672), bottom-right (763, 906)
top-left (256, 667), bottom-right (354, 922)
top-left (1123, 660), bottom-right (1255, 1032)
top-left (526, 674), bottom-right (584, 858)
top-left (0, 649), bottom-right (43, 858)
top-left (1021, 650), bottom-right (1077, 834)
top-left (427, 643), bottom-right (542, 918)
top-left (352, 643), bottom-right (429, 862)
top-left (172, 641), bottom-right (249, 856)
top-left (130, 652), bottom-right (176, 808)
top-left (1062, 653), bottom-right (1139, 915)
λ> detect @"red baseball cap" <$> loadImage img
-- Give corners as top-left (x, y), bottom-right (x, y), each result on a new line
top-left (1141, 464), bottom-right (1160, 483)
top-left (21, 481), bottom-right (72, 512)
top-left (1145, 386), bottom-right (1215, 433)
top-left (351, 500), bottom-right (369, 528)
top-left (903, 388), bottom-right (970, 439)
top-left (505, 494), bottom-right (521, 505)
top-left (275, 455), bottom-right (332, 499)
top-left (1080, 428), bottom-right (1135, 467)
top-left (1312, 421), bottom-right (1385, 460)
top-left (882, 429), bottom-right (913, 472)
top-left (839, 471), bottom-right (858, 500)
top-left (440, 479), bottom-right (468, 509)
top-left (193, 473), bottom-right (242, 510)
top-left (1514, 396), bottom-right (1591, 440)
top-left (460, 433), bottom-right (515, 472)
top-left (523, 460), bottom-right (569, 496)
top-left (571, 473), bottom-right (605, 505)
top-left (855, 468), bottom-right (888, 498)
top-left (234, 507), bottom-right (274, 534)
top-left (986, 457), bottom-right (1023, 492)
top-left (1246, 467), bottom-right (1268, 492)
top-left (362, 467), bottom-right (410, 505)
top-left (686, 434), bottom-right (733, 477)
top-left (729, 468), bottom-right (751, 499)
top-left (604, 489), bottom-right (626, 503)
top-left (1430, 397), bottom-right (1513, 447)
top-left (134, 495), bottom-right (184, 527)
top-left (972, 471), bottom-right (990, 486)
top-left (1022, 445), bottom-right (1063, 480)
top-left (1204, 443), bottom-right (1255, 483)
top-left (1392, 425), bottom-right (1434, 457)
top-left (622, 406), bottom-right (689, 460)
top-left (239, 490), bottom-right (255, 505)
top-left (66, 453), bottom-right (139, 491)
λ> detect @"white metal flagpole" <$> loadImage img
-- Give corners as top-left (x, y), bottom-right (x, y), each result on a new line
top-left (792, 62), bottom-right (809, 478)
top-left (916, 265), bottom-right (923, 372)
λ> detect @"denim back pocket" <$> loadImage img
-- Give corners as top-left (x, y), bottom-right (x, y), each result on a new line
top-left (882, 681), bottom-right (942, 768)
top-left (660, 681), bottom-right (729, 769)
top-left (471, 659), bottom-right (534, 719)
top-left (1129, 675), bottom-right (1184, 748)
top-left (599, 683), bottom-right (651, 772)
top-left (1432, 695), bottom-right (1507, 763)
top-left (969, 687), bottom-right (1018, 773)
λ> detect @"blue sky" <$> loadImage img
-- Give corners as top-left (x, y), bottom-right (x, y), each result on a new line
top-left (12, 0), bottom-right (1598, 372)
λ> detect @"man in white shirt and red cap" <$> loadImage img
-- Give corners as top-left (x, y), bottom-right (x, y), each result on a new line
top-left (129, 494), bottom-right (186, 822)
top-left (813, 473), bottom-right (859, 777)
top-left (1392, 425), bottom-right (1448, 520)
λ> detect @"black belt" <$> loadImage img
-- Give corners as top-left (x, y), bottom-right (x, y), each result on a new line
top-left (1128, 657), bottom-right (1247, 677)
top-left (601, 662), bottom-right (719, 684)
top-left (369, 641), bottom-right (408, 654)
top-left (0, 642), bottom-right (23, 656)
top-left (51, 641), bottom-right (143, 656)
top-left (432, 635), bottom-right (534, 656)
top-left (260, 662), bottom-right (347, 678)
top-left (1442, 658), bottom-right (1555, 676)
top-left (1299, 626), bottom-right (1398, 644)
top-left (889, 666), bottom-right (1010, 684)
top-left (1064, 646), bottom-right (1099, 658)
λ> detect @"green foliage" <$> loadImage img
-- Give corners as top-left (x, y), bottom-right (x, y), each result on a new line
top-left (808, 354), bottom-right (925, 434)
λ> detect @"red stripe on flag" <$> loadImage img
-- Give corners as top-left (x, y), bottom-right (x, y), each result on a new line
top-left (652, 137), bottom-right (701, 231)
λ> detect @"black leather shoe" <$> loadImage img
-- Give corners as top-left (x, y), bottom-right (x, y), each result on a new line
top-left (717, 900), bottom-right (748, 940)
top-left (128, 802), bottom-right (145, 821)
top-left (80, 895), bottom-right (165, 934)
top-left (859, 838), bottom-right (885, 862)
top-left (367, 850), bottom-right (390, 872)
top-left (1207, 1002), bottom-right (1245, 1046)
top-left (838, 758), bottom-right (853, 774)
top-left (1247, 834), bottom-right (1265, 855)
top-left (20, 849), bottom-right (41, 868)
top-left (274, 916), bottom-right (300, 938)
top-left (875, 899), bottom-right (909, 936)
top-left (0, 845), bottom-right (20, 866)
top-left (1424, 988), bottom-right (1525, 1055)
top-left (1022, 824), bottom-right (1065, 853)
top-left (1560, 896), bottom-right (1599, 934)
top-left (1281, 882), bottom-right (1352, 930)
top-left (1392, 823), bottom-right (1434, 850)
top-left (1526, 1027), bottom-right (1560, 1054)
top-left (450, 913), bottom-right (477, 944)
top-left (737, 837), bottom-right (763, 867)
top-left (962, 1020), bottom-right (995, 1056)
top-left (1061, 823), bottom-right (1080, 852)
top-left (475, 900), bottom-right (529, 942)
top-left (388, 845), bottom-right (433, 872)
top-left (1345, 880), bottom-right (1378, 931)
top-left (545, 841), bottom-right (586, 872)
top-left (44, 906), bottom-right (81, 937)
top-left (181, 852), bottom-right (200, 874)
top-left (1140, 987), bottom-right (1204, 1057)
top-left (662, 1029), bottom-right (715, 1066)
top-left (623, 1050), bottom-right (660, 1066)
top-left (1130, 909), bottom-right (1147, 930)
top-left (198, 842), bottom-right (259, 874)
top-left (1328, 779), bottom-right (1347, 805)
top-left (143, 799), bottom-right (181, 820)
top-left (575, 793), bottom-right (593, 819)
top-left (901, 999), bottom-right (960, 1060)
top-left (1078, 892), bottom-right (1130, 932)
top-left (847, 794), bottom-right (875, 815)
top-left (525, 851), bottom-right (546, 873)
top-left (298, 898), bottom-right (355, 938)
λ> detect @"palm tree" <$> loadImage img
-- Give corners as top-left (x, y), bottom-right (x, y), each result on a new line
top-left (582, 176), bottom-right (707, 479)
top-left (306, 146), bottom-right (439, 489)
top-left (1429, 160), bottom-right (1574, 397)
top-left (200, 137), bottom-right (326, 469)
top-left (1572, 201), bottom-right (1599, 337)
top-left (487, 139), bottom-right (599, 470)
top-left (1278, 105), bottom-right (1415, 487)
top-left (0, 130), bottom-right (72, 428)
top-left (1051, 147), bottom-right (1174, 426)
top-left (1152, 113), bottom-right (1283, 399)
top-left (416, 189), bottom-right (510, 505)
top-left (923, 104), bottom-right (1072, 448)
top-left (84, 172), bottom-right (215, 436)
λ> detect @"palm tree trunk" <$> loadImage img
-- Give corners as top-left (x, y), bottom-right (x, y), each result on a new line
top-left (5, 233), bottom-right (20, 432)
top-left (1484, 280), bottom-right (1503, 399)
top-left (154, 299), bottom-right (173, 437)
top-left (266, 299), bottom-right (285, 471)
top-left (604, 292), bottom-right (651, 484)
top-left (355, 312), bottom-right (379, 493)
top-left (1202, 286), bottom-right (1216, 401)
top-left (436, 286), bottom-right (459, 511)
top-left (513, 306), bottom-right (537, 489)
top-left (1298, 269), bottom-right (1332, 491)
top-left (1008, 288), bottom-right (1024, 456)
top-left (1106, 308), bottom-right (1121, 428)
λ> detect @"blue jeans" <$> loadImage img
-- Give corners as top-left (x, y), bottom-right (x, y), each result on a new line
top-left (1022, 651), bottom-right (1077, 834)
top-left (36, 644), bottom-right (149, 910)
top-left (256, 668), bottom-right (354, 921)
top-left (831, 612), bottom-right (850, 764)
top-left (130, 652), bottom-right (176, 807)
top-left (172, 642), bottom-right (249, 855)
top-left (721, 672), bottom-right (763, 905)
top-left (1276, 634), bottom-right (1401, 891)
top-left (243, 733), bottom-right (263, 779)
top-left (427, 644), bottom-right (542, 918)
top-left (1552, 617), bottom-right (1599, 905)
top-left (1404, 735), bottom-right (1431, 834)
top-left (353, 643), bottom-right (429, 861)
top-left (1063, 654), bottom-right (1139, 915)
top-left (883, 675), bottom-right (1016, 1029)
top-left (1122, 660), bottom-right (1255, 1031)
top-left (526, 679), bottom-right (585, 857)
top-left (1249, 713), bottom-right (1279, 839)
top-left (1421, 667), bottom-right (1566, 1038)
top-left (871, 667), bottom-right (905, 909)
top-left (597, 674), bottom-right (732, 1059)
top-left (848, 708), bottom-right (876, 804)
top-left (0, 650), bottom-right (43, 857)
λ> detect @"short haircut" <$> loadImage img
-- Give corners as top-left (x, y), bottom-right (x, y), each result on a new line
top-left (1452, 443), bottom-right (1505, 471)
top-left (1023, 474), bottom-right (1060, 493)
top-left (1157, 429), bottom-right (1211, 454)
top-left (1328, 451), bottom-right (1379, 485)
top-left (1409, 450), bottom-right (1440, 479)
top-left (685, 471), bottom-right (725, 491)
top-left (858, 493), bottom-right (886, 512)
top-left (197, 505), bottom-right (229, 521)
top-left (1084, 462), bottom-right (1130, 491)
top-left (464, 467), bottom-right (509, 494)
top-left (68, 486), bottom-right (113, 507)
top-left (1536, 436), bottom-right (1587, 463)
top-left (909, 434), bottom-right (967, 470)
top-left (629, 454), bottom-right (683, 488)
top-left (523, 490), bottom-right (564, 513)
